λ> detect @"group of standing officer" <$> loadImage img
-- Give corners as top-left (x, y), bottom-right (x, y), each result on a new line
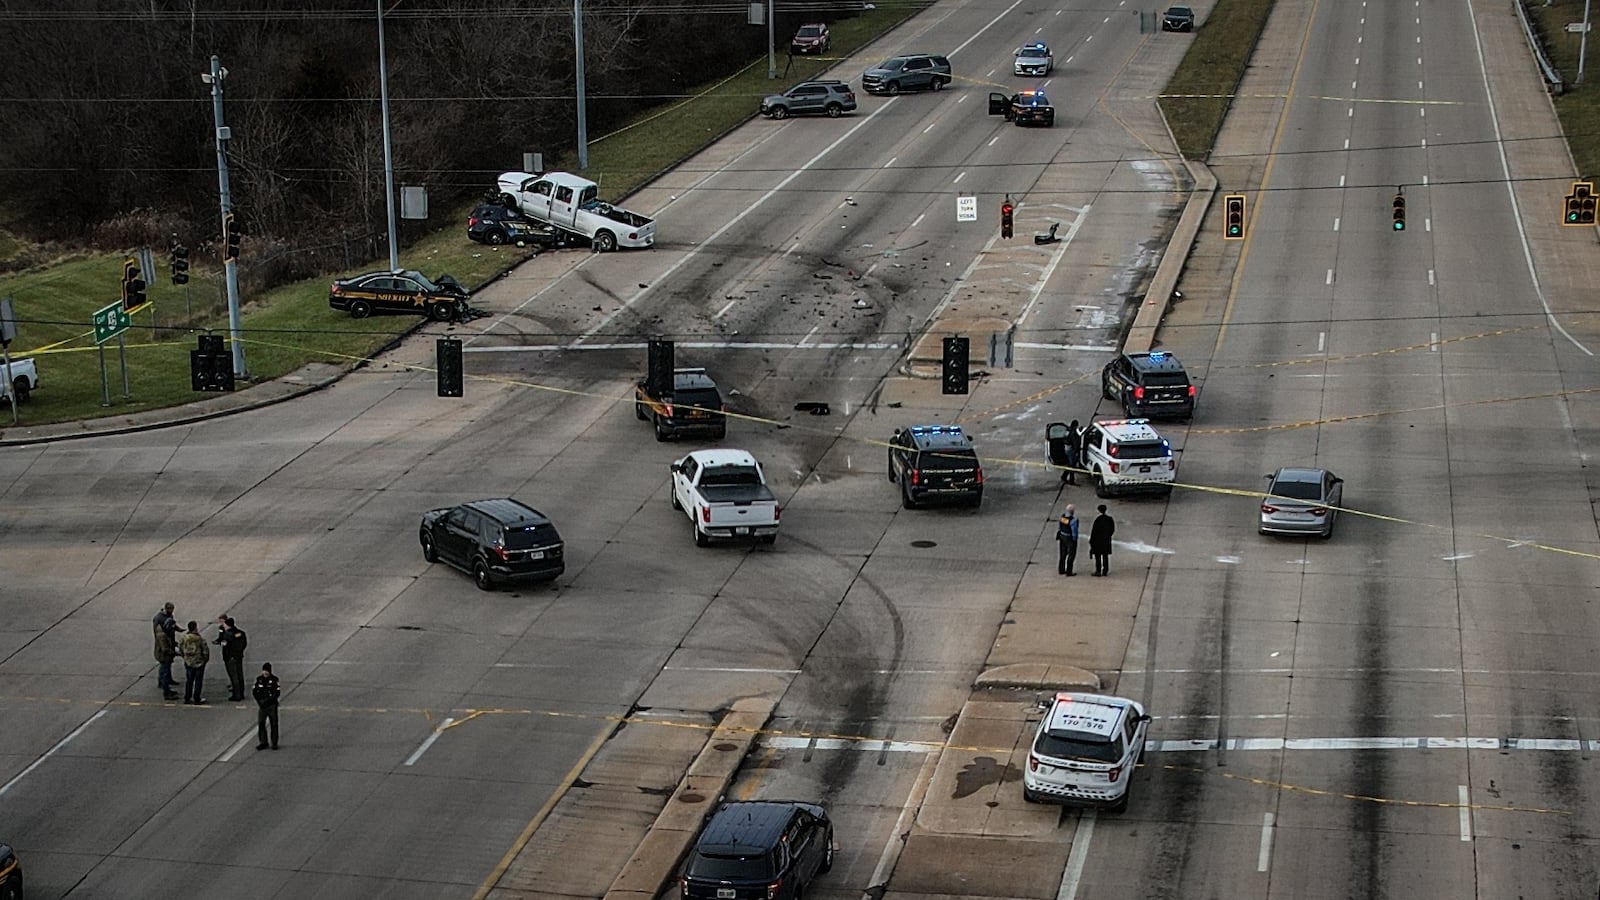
top-left (151, 604), bottom-right (281, 750)
top-left (1055, 504), bottom-right (1116, 577)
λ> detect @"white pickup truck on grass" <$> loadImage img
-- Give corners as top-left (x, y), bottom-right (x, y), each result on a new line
top-left (1, 357), bottom-right (38, 403)
top-left (496, 171), bottom-right (656, 251)
top-left (670, 449), bottom-right (781, 547)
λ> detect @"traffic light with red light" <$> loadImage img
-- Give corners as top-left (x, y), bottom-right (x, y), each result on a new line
top-left (1564, 181), bottom-right (1596, 226)
top-left (1223, 194), bottom-right (1245, 240)
top-left (1391, 193), bottom-right (1406, 231)
top-left (1000, 200), bottom-right (1015, 239)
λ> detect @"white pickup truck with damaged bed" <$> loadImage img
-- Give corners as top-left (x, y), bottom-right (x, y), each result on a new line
top-left (496, 170), bottom-right (656, 251)
top-left (670, 449), bottom-right (781, 547)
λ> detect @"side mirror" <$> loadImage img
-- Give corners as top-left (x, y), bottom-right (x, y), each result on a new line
top-left (670, 462), bottom-right (682, 473)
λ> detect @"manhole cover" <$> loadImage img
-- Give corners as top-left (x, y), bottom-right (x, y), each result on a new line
top-left (713, 742), bottom-right (738, 751)
top-left (679, 792), bottom-right (706, 804)
top-left (911, 540), bottom-right (937, 548)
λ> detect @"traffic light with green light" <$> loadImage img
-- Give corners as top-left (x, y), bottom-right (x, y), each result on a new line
top-left (1391, 193), bottom-right (1406, 232)
top-left (1564, 181), bottom-right (1595, 226)
top-left (1223, 194), bottom-right (1245, 240)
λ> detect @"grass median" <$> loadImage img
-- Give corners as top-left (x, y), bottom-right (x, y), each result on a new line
top-left (1158, 0), bottom-right (1277, 159)
top-left (0, 4), bottom-right (922, 428)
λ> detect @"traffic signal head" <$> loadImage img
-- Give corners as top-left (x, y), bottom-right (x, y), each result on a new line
top-left (1223, 194), bottom-right (1245, 240)
top-left (1391, 193), bottom-right (1406, 231)
top-left (941, 336), bottom-right (969, 395)
top-left (1566, 181), bottom-right (1596, 226)
top-left (436, 338), bottom-right (464, 398)
top-left (223, 212), bottom-right (241, 260)
top-left (171, 245), bottom-right (190, 285)
top-left (1000, 201), bottom-right (1015, 239)
top-left (121, 256), bottom-right (146, 311)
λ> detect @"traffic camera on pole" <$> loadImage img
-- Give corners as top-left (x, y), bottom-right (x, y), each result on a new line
top-left (1223, 194), bottom-right (1245, 240)
top-left (1564, 181), bottom-right (1596, 226)
top-left (1000, 197), bottom-right (1015, 239)
top-left (1391, 190), bottom-right (1406, 231)
top-left (121, 256), bottom-right (146, 311)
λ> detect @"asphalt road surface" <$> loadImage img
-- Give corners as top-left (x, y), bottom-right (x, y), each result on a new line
top-left (3, 0), bottom-right (1598, 898)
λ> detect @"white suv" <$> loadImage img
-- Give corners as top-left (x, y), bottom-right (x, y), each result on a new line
top-left (1022, 692), bottom-right (1150, 811)
top-left (1081, 418), bottom-right (1176, 497)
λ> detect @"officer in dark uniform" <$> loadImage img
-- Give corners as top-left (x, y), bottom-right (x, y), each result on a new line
top-left (253, 662), bottom-right (281, 750)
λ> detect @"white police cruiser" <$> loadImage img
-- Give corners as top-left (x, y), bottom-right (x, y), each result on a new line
top-left (1022, 692), bottom-right (1150, 811)
top-left (1014, 42), bottom-right (1053, 76)
top-left (1081, 417), bottom-right (1176, 498)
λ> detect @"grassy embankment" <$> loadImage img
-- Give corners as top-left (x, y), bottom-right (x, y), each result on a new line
top-left (0, 6), bottom-right (921, 427)
top-left (1531, 0), bottom-right (1600, 180)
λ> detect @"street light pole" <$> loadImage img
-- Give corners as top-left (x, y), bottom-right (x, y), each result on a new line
top-left (204, 55), bottom-right (246, 379)
top-left (377, 0), bottom-right (400, 271)
top-left (575, 0), bottom-right (588, 171)
top-left (767, 0), bottom-right (776, 79)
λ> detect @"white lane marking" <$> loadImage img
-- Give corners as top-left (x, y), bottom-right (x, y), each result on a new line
top-left (1017, 340), bottom-right (1121, 352)
top-left (988, 135), bottom-right (1000, 147)
top-left (1428, 269), bottom-right (1435, 285)
top-left (886, 156), bottom-right (897, 167)
top-left (911, 213), bottom-right (926, 228)
top-left (863, 749), bottom-right (941, 900)
top-left (713, 298), bottom-right (738, 320)
top-left (1426, 217), bottom-right (1432, 231)
top-left (1339, 174), bottom-right (1346, 187)
top-left (1418, 56), bottom-right (1423, 64)
top-left (467, 340), bottom-right (899, 353)
top-left (1459, 785), bottom-right (1473, 841)
top-left (954, 171), bottom-right (967, 184)
top-left (1352, 80), bottom-right (1357, 90)
top-left (1258, 813), bottom-right (1275, 871)
top-left (1357, 35), bottom-right (1362, 44)
top-left (670, 666), bottom-right (803, 674)
top-left (0, 709), bottom-right (106, 796)
top-left (799, 324), bottom-right (821, 347)
top-left (1423, 174), bottom-right (1430, 185)
top-left (1333, 217), bottom-right (1340, 231)
top-left (1085, 34), bottom-right (1093, 42)
top-left (1038, 25), bottom-right (1045, 32)
top-left (987, 69), bottom-right (996, 77)
top-left (951, 0), bottom-right (1029, 56)
top-left (220, 727), bottom-right (258, 763)
top-left (923, 122), bottom-right (937, 134)
top-left (1017, 210), bottom-right (1089, 325)
top-left (1317, 331), bottom-right (1326, 352)
top-left (1067, 55), bottom-right (1075, 63)
top-left (1348, 107), bottom-right (1354, 117)
top-left (1421, 138), bottom-right (1427, 148)
top-left (1326, 269), bottom-right (1334, 285)
top-left (1431, 332), bottom-right (1439, 351)
top-left (1056, 811), bottom-right (1095, 900)
top-left (1355, 57), bottom-right (1360, 65)
top-left (1421, 107), bottom-right (1426, 117)
top-left (958, 93), bottom-right (967, 104)
top-left (578, 100), bottom-right (900, 341)
top-left (1344, 138), bottom-right (1350, 149)
top-left (404, 717), bottom-right (455, 766)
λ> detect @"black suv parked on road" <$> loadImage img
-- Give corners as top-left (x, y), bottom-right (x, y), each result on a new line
top-left (419, 498), bottom-right (565, 590)
top-left (1102, 350), bottom-right (1196, 419)
top-left (680, 801), bottom-right (833, 900)
top-left (862, 54), bottom-right (952, 94)
top-left (760, 81), bottom-right (857, 119)
top-left (887, 424), bottom-right (983, 508)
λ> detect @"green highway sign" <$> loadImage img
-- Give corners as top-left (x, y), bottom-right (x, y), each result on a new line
top-left (93, 301), bottom-right (131, 344)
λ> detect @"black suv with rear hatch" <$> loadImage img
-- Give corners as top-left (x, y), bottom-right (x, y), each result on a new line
top-left (887, 424), bottom-right (983, 509)
top-left (419, 498), bottom-right (565, 590)
top-left (1102, 350), bottom-right (1196, 420)
top-left (680, 801), bottom-right (833, 900)
top-left (636, 368), bottom-right (727, 441)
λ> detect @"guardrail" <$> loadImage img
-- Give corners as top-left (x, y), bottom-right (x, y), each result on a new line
top-left (1515, 0), bottom-right (1565, 90)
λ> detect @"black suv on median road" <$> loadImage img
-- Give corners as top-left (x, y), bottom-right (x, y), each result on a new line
top-left (1102, 350), bottom-right (1196, 420)
top-left (419, 498), bottom-right (565, 590)
top-left (887, 424), bottom-right (983, 509)
top-left (862, 54), bottom-right (952, 95)
top-left (680, 801), bottom-right (833, 900)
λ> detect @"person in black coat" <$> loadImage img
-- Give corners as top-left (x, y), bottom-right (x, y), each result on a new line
top-left (1089, 504), bottom-right (1116, 576)
top-left (253, 663), bottom-right (281, 750)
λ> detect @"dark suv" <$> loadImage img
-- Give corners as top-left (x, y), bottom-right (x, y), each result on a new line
top-left (1102, 350), bottom-right (1196, 419)
top-left (680, 801), bottom-right (833, 900)
top-left (862, 54), bottom-right (952, 95)
top-left (419, 498), bottom-right (565, 590)
top-left (760, 81), bottom-right (857, 119)
top-left (887, 424), bottom-right (983, 508)
top-left (0, 842), bottom-right (21, 899)
top-left (466, 203), bottom-right (563, 247)
top-left (636, 368), bottom-right (727, 441)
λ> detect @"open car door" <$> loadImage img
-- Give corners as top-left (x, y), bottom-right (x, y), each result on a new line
top-left (1046, 422), bottom-right (1071, 466)
top-left (988, 92), bottom-right (1010, 116)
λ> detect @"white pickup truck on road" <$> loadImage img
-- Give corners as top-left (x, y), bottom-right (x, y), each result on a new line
top-left (496, 171), bottom-right (656, 251)
top-left (1, 357), bottom-right (38, 403)
top-left (670, 449), bottom-right (781, 547)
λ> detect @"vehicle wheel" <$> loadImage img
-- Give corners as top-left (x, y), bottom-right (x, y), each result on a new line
top-left (771, 105), bottom-right (789, 120)
top-left (1045, 116), bottom-right (1055, 127)
top-left (759, 533), bottom-right (777, 545)
top-left (487, 229), bottom-right (508, 245)
top-left (825, 103), bottom-right (843, 118)
top-left (1102, 373), bottom-right (1116, 400)
top-left (429, 302), bottom-right (453, 322)
top-left (0, 880), bottom-right (18, 900)
top-left (887, 456), bottom-right (897, 482)
top-left (350, 300), bottom-right (373, 319)
top-left (635, 399), bottom-right (648, 420)
top-left (932, 77), bottom-right (945, 91)
top-left (1321, 517), bottom-right (1335, 540)
top-left (473, 559), bottom-right (494, 591)
top-left (901, 482), bottom-right (917, 510)
top-left (1095, 473), bottom-right (1112, 499)
top-left (820, 827), bottom-right (834, 872)
top-left (694, 522), bottom-right (709, 547)
top-left (421, 533), bottom-right (438, 563)
top-left (655, 420), bottom-right (669, 442)
top-left (968, 494), bottom-right (983, 509)
top-left (887, 81), bottom-right (901, 96)
top-left (1022, 786), bottom-right (1040, 804)
top-left (712, 427), bottom-right (727, 441)
top-left (11, 377), bottom-right (29, 404)
top-left (1110, 785), bottom-right (1131, 813)
top-left (593, 230), bottom-right (618, 253)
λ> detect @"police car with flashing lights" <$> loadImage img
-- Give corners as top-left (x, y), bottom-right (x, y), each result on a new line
top-left (1101, 349), bottom-right (1196, 420)
top-left (1014, 42), bottom-right (1053, 76)
top-left (987, 90), bottom-right (1055, 127)
top-left (887, 424), bottom-right (983, 509)
top-left (1080, 418), bottom-right (1176, 498)
top-left (1022, 692), bottom-right (1150, 811)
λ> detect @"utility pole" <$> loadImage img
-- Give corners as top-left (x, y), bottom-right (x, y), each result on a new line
top-left (767, 0), bottom-right (776, 79)
top-left (204, 55), bottom-right (246, 379)
top-left (575, 0), bottom-right (589, 171)
top-left (1580, 0), bottom-right (1593, 85)
top-left (377, 0), bottom-right (400, 271)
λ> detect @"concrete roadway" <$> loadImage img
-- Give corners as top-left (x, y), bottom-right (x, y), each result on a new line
top-left (0, 0), bottom-right (1192, 898)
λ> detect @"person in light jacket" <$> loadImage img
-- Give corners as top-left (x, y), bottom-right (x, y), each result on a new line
top-left (178, 621), bottom-right (210, 705)
top-left (151, 603), bottom-right (179, 701)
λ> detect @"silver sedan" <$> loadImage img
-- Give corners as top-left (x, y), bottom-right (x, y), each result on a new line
top-left (1259, 467), bottom-right (1343, 538)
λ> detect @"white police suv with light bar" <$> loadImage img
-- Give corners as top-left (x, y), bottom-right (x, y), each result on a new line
top-left (1080, 418), bottom-right (1176, 498)
top-left (1014, 42), bottom-right (1053, 75)
top-left (1023, 692), bottom-right (1150, 811)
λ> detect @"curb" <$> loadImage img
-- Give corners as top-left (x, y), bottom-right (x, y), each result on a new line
top-left (1124, 159), bottom-right (1217, 354)
top-left (973, 663), bottom-right (1101, 692)
top-left (601, 697), bottom-right (777, 900)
